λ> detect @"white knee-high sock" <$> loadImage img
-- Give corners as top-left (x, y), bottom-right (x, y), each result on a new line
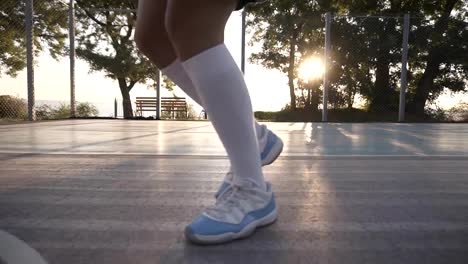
top-left (161, 60), bottom-right (204, 106)
top-left (182, 44), bottom-right (265, 190)
top-left (161, 59), bottom-right (267, 149)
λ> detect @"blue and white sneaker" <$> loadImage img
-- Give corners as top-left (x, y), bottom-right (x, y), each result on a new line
top-left (185, 181), bottom-right (277, 244)
top-left (259, 126), bottom-right (284, 166)
top-left (215, 127), bottom-right (283, 198)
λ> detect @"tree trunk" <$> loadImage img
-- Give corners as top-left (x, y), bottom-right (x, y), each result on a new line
top-left (370, 22), bottom-right (393, 113)
top-left (347, 86), bottom-right (354, 109)
top-left (118, 78), bottom-right (133, 119)
top-left (410, 0), bottom-right (458, 115)
top-left (371, 55), bottom-right (391, 112)
top-left (411, 51), bottom-right (443, 114)
top-left (310, 84), bottom-right (319, 111)
top-left (288, 35), bottom-right (297, 110)
top-left (300, 88), bottom-right (307, 109)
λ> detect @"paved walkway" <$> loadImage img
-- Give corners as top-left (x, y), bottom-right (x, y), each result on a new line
top-left (0, 120), bottom-right (467, 263)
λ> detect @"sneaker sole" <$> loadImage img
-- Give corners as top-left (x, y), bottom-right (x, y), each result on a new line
top-left (261, 136), bottom-right (284, 166)
top-left (185, 206), bottom-right (278, 245)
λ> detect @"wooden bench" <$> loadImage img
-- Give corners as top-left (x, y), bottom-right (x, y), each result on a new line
top-left (135, 97), bottom-right (187, 119)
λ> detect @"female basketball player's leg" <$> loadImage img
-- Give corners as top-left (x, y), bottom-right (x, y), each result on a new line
top-left (162, 0), bottom-right (278, 244)
top-left (135, 0), bottom-right (175, 69)
top-left (135, 0), bottom-right (283, 195)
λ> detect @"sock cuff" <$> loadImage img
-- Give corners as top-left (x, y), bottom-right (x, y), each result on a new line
top-left (182, 44), bottom-right (236, 76)
top-left (161, 59), bottom-right (182, 76)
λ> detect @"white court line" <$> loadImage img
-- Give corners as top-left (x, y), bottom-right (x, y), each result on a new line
top-left (2, 185), bottom-right (468, 194)
top-left (2, 218), bottom-right (468, 233)
top-left (0, 151), bottom-right (467, 158)
top-left (1, 174), bottom-right (467, 182)
top-left (28, 240), bottom-right (468, 251)
top-left (2, 195), bottom-right (468, 207)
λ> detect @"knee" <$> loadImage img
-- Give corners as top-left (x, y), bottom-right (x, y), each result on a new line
top-left (135, 23), bottom-right (176, 67)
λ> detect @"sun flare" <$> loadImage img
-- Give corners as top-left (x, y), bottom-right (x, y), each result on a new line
top-left (298, 57), bottom-right (325, 82)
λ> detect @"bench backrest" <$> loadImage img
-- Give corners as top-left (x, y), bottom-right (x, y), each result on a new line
top-left (135, 97), bottom-right (187, 111)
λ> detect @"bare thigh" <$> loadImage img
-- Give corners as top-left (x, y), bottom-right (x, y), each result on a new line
top-left (135, 0), bottom-right (177, 68)
top-left (165, 0), bottom-right (238, 60)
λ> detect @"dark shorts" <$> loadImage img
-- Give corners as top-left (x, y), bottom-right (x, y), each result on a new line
top-left (236, 0), bottom-right (265, 10)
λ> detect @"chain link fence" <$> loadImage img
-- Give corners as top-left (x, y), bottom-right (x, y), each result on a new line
top-left (319, 13), bottom-right (467, 122)
top-left (1, 1), bottom-right (467, 122)
top-left (406, 15), bottom-right (468, 122)
top-left (253, 12), bottom-right (467, 122)
top-left (73, 2), bottom-right (203, 120)
top-left (34, 0), bottom-right (70, 120)
top-left (0, 0), bottom-right (28, 120)
top-left (0, 0), bottom-right (69, 121)
top-left (325, 15), bottom-right (406, 121)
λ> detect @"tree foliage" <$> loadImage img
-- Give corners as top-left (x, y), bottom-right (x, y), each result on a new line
top-left (36, 102), bottom-right (98, 119)
top-left (247, 0), bottom-right (328, 109)
top-left (0, 0), bottom-right (68, 77)
top-left (74, 0), bottom-right (156, 118)
top-left (247, 0), bottom-right (467, 114)
top-left (0, 95), bottom-right (27, 119)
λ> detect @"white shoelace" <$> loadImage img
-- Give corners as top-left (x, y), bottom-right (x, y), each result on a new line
top-left (206, 183), bottom-right (262, 221)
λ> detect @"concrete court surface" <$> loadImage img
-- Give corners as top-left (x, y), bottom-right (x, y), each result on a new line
top-left (0, 120), bottom-right (467, 264)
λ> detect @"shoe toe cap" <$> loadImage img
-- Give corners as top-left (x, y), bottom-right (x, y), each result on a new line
top-left (186, 214), bottom-right (239, 236)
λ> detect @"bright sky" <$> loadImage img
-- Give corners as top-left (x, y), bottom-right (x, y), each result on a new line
top-left (0, 12), bottom-right (465, 117)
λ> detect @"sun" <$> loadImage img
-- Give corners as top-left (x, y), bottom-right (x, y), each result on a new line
top-left (298, 57), bottom-right (325, 82)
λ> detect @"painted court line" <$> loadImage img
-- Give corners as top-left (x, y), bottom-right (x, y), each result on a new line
top-left (0, 151), bottom-right (467, 159)
top-left (2, 185), bottom-right (468, 194)
top-left (2, 218), bottom-right (468, 233)
top-left (2, 195), bottom-right (468, 207)
top-left (28, 240), bottom-right (468, 251)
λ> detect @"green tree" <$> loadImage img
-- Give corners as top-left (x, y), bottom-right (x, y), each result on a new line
top-left (248, 0), bottom-right (467, 116)
top-left (329, 0), bottom-right (467, 114)
top-left (327, 15), bottom-right (375, 110)
top-left (0, 0), bottom-right (68, 77)
top-left (333, 1), bottom-right (406, 112)
top-left (247, 0), bottom-right (330, 110)
top-left (408, 0), bottom-right (467, 114)
top-left (75, 0), bottom-right (157, 118)
top-left (247, 0), bottom-right (389, 112)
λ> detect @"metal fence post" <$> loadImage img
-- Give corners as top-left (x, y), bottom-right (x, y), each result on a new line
top-left (69, 0), bottom-right (76, 118)
top-left (25, 0), bottom-right (35, 121)
top-left (156, 70), bottom-right (161, 120)
top-left (114, 98), bottom-right (118, 118)
top-left (241, 10), bottom-right (246, 74)
top-left (322, 12), bottom-right (331, 122)
top-left (398, 14), bottom-right (410, 122)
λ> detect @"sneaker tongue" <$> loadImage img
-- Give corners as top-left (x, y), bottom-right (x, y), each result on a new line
top-left (232, 178), bottom-right (258, 189)
top-left (233, 179), bottom-right (269, 193)
top-left (205, 182), bottom-right (271, 224)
